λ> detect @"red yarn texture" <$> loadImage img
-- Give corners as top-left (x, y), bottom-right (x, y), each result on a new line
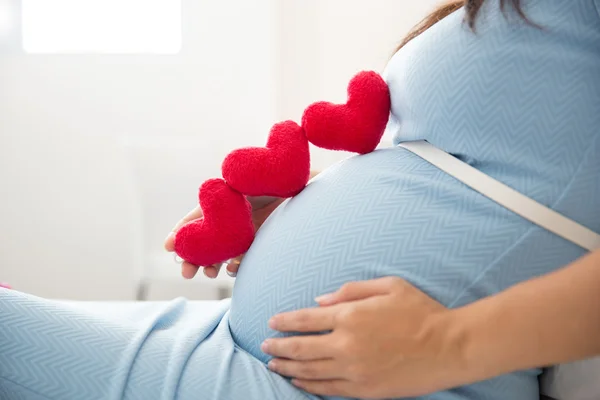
top-left (174, 178), bottom-right (255, 266)
top-left (301, 71), bottom-right (391, 154)
top-left (221, 120), bottom-right (310, 198)
top-left (174, 71), bottom-right (391, 267)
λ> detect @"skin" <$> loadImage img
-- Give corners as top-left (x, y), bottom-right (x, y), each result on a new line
top-left (263, 249), bottom-right (600, 398)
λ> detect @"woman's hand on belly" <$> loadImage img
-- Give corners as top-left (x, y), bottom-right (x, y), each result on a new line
top-left (262, 277), bottom-right (467, 399)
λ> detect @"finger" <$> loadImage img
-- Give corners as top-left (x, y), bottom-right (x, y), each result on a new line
top-left (181, 262), bottom-right (200, 279)
top-left (292, 379), bottom-right (354, 397)
top-left (268, 359), bottom-right (342, 380)
top-left (164, 233), bottom-right (177, 252)
top-left (203, 264), bottom-right (223, 279)
top-left (315, 277), bottom-right (400, 306)
top-left (269, 306), bottom-right (338, 332)
top-left (173, 206), bottom-right (203, 232)
top-left (226, 255), bottom-right (244, 277)
top-left (261, 335), bottom-right (336, 360)
top-left (164, 206), bottom-right (203, 251)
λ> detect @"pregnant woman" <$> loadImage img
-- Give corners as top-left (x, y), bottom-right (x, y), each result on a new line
top-left (1, 0), bottom-right (599, 399)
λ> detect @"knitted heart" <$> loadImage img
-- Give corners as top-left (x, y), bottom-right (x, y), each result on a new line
top-left (301, 71), bottom-right (391, 154)
top-left (174, 178), bottom-right (255, 266)
top-left (222, 120), bottom-right (310, 197)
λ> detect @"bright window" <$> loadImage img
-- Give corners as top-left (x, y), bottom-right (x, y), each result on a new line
top-left (21, 0), bottom-right (182, 54)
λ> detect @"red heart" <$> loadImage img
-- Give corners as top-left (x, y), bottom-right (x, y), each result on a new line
top-left (301, 71), bottom-right (391, 154)
top-left (221, 120), bottom-right (310, 197)
top-left (174, 178), bottom-right (255, 267)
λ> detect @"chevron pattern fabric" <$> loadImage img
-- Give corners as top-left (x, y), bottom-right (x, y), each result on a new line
top-left (0, 293), bottom-right (316, 400)
top-left (1, 1), bottom-right (599, 399)
top-left (230, 1), bottom-right (600, 399)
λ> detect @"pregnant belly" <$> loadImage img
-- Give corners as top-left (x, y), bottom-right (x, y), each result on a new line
top-left (228, 146), bottom-right (578, 365)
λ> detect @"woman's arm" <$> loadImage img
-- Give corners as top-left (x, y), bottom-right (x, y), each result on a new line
top-left (454, 248), bottom-right (600, 382)
top-left (264, 249), bottom-right (600, 398)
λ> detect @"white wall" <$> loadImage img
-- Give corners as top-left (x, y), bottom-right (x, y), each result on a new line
top-left (280, 0), bottom-right (443, 112)
top-left (278, 0), bottom-right (441, 164)
top-left (0, 0), bottom-right (278, 300)
top-left (0, 0), bottom-right (439, 300)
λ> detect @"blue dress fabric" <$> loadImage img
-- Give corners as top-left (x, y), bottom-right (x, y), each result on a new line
top-left (0, 294), bottom-right (314, 400)
top-left (2, 0), bottom-right (599, 399)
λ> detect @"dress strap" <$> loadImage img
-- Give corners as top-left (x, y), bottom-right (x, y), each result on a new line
top-left (399, 140), bottom-right (600, 251)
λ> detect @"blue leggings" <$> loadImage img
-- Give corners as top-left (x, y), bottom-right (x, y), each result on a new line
top-left (0, 289), bottom-right (313, 400)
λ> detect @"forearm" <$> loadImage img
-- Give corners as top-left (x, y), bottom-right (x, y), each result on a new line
top-left (450, 249), bottom-right (600, 382)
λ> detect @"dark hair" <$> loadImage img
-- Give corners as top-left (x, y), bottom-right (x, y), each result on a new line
top-left (396, 0), bottom-right (532, 51)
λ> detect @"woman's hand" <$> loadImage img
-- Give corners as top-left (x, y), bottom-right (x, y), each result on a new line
top-left (263, 277), bottom-right (468, 399)
top-left (265, 250), bottom-right (600, 398)
top-left (164, 195), bottom-right (285, 279)
top-left (165, 170), bottom-right (320, 279)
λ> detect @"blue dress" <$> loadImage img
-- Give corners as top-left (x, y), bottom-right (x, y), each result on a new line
top-left (2, 1), bottom-right (599, 399)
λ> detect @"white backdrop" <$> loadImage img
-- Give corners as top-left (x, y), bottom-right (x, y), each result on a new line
top-left (0, 0), bottom-right (440, 300)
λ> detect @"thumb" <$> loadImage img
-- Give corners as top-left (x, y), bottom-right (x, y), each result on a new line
top-left (315, 278), bottom-right (396, 306)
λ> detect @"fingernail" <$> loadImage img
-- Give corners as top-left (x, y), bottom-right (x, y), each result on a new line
top-left (268, 317), bottom-right (278, 329)
top-left (315, 293), bottom-right (333, 304)
top-left (226, 269), bottom-right (237, 278)
top-left (268, 360), bottom-right (277, 370)
top-left (166, 231), bottom-right (175, 242)
top-left (261, 340), bottom-right (271, 352)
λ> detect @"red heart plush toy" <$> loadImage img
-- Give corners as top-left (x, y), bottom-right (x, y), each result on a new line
top-left (221, 120), bottom-right (310, 198)
top-left (173, 71), bottom-right (391, 267)
top-left (174, 178), bottom-right (255, 267)
top-left (301, 71), bottom-right (391, 154)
